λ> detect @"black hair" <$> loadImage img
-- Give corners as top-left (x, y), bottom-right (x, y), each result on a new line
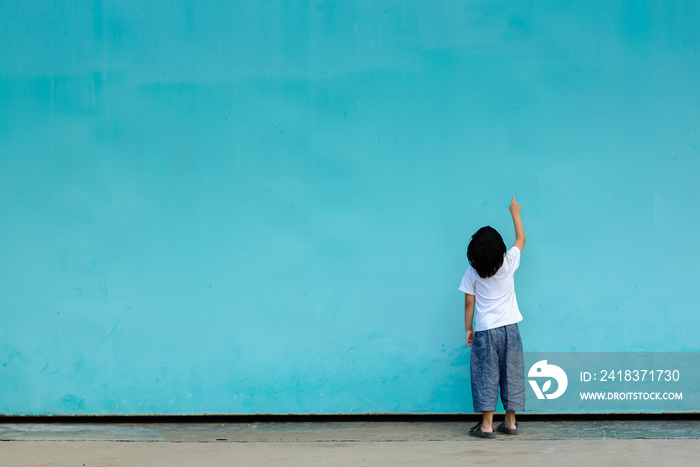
top-left (467, 226), bottom-right (507, 278)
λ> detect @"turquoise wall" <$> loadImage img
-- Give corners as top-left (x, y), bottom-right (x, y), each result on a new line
top-left (1, 1), bottom-right (698, 415)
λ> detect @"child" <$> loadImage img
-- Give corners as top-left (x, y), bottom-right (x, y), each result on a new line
top-left (459, 196), bottom-right (526, 438)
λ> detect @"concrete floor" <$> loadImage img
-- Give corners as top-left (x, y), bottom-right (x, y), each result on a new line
top-left (1, 420), bottom-right (698, 466)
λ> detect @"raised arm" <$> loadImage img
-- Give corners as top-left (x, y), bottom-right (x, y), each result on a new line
top-left (509, 196), bottom-right (525, 253)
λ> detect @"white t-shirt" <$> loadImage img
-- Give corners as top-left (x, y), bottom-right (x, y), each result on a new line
top-left (458, 246), bottom-right (523, 332)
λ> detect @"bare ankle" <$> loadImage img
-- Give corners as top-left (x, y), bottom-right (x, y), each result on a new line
top-left (481, 411), bottom-right (494, 432)
top-left (505, 412), bottom-right (517, 429)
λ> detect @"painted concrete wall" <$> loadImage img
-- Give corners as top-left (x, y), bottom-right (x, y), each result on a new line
top-left (1, 1), bottom-right (699, 415)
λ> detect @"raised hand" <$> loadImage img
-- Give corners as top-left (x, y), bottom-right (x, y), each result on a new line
top-left (509, 195), bottom-right (521, 215)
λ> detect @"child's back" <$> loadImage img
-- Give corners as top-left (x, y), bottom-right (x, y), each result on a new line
top-left (459, 239), bottom-right (522, 331)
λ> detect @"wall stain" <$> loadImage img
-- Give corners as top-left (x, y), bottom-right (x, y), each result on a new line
top-left (97, 305), bottom-right (133, 347)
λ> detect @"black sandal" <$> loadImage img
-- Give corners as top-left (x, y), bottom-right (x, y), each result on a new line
top-left (496, 421), bottom-right (519, 435)
top-left (469, 422), bottom-right (496, 438)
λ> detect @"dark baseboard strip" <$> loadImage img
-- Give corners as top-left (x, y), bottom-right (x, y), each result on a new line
top-left (0, 413), bottom-right (697, 423)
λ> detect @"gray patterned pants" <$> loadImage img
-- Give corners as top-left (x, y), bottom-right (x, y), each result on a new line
top-left (470, 323), bottom-right (525, 412)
